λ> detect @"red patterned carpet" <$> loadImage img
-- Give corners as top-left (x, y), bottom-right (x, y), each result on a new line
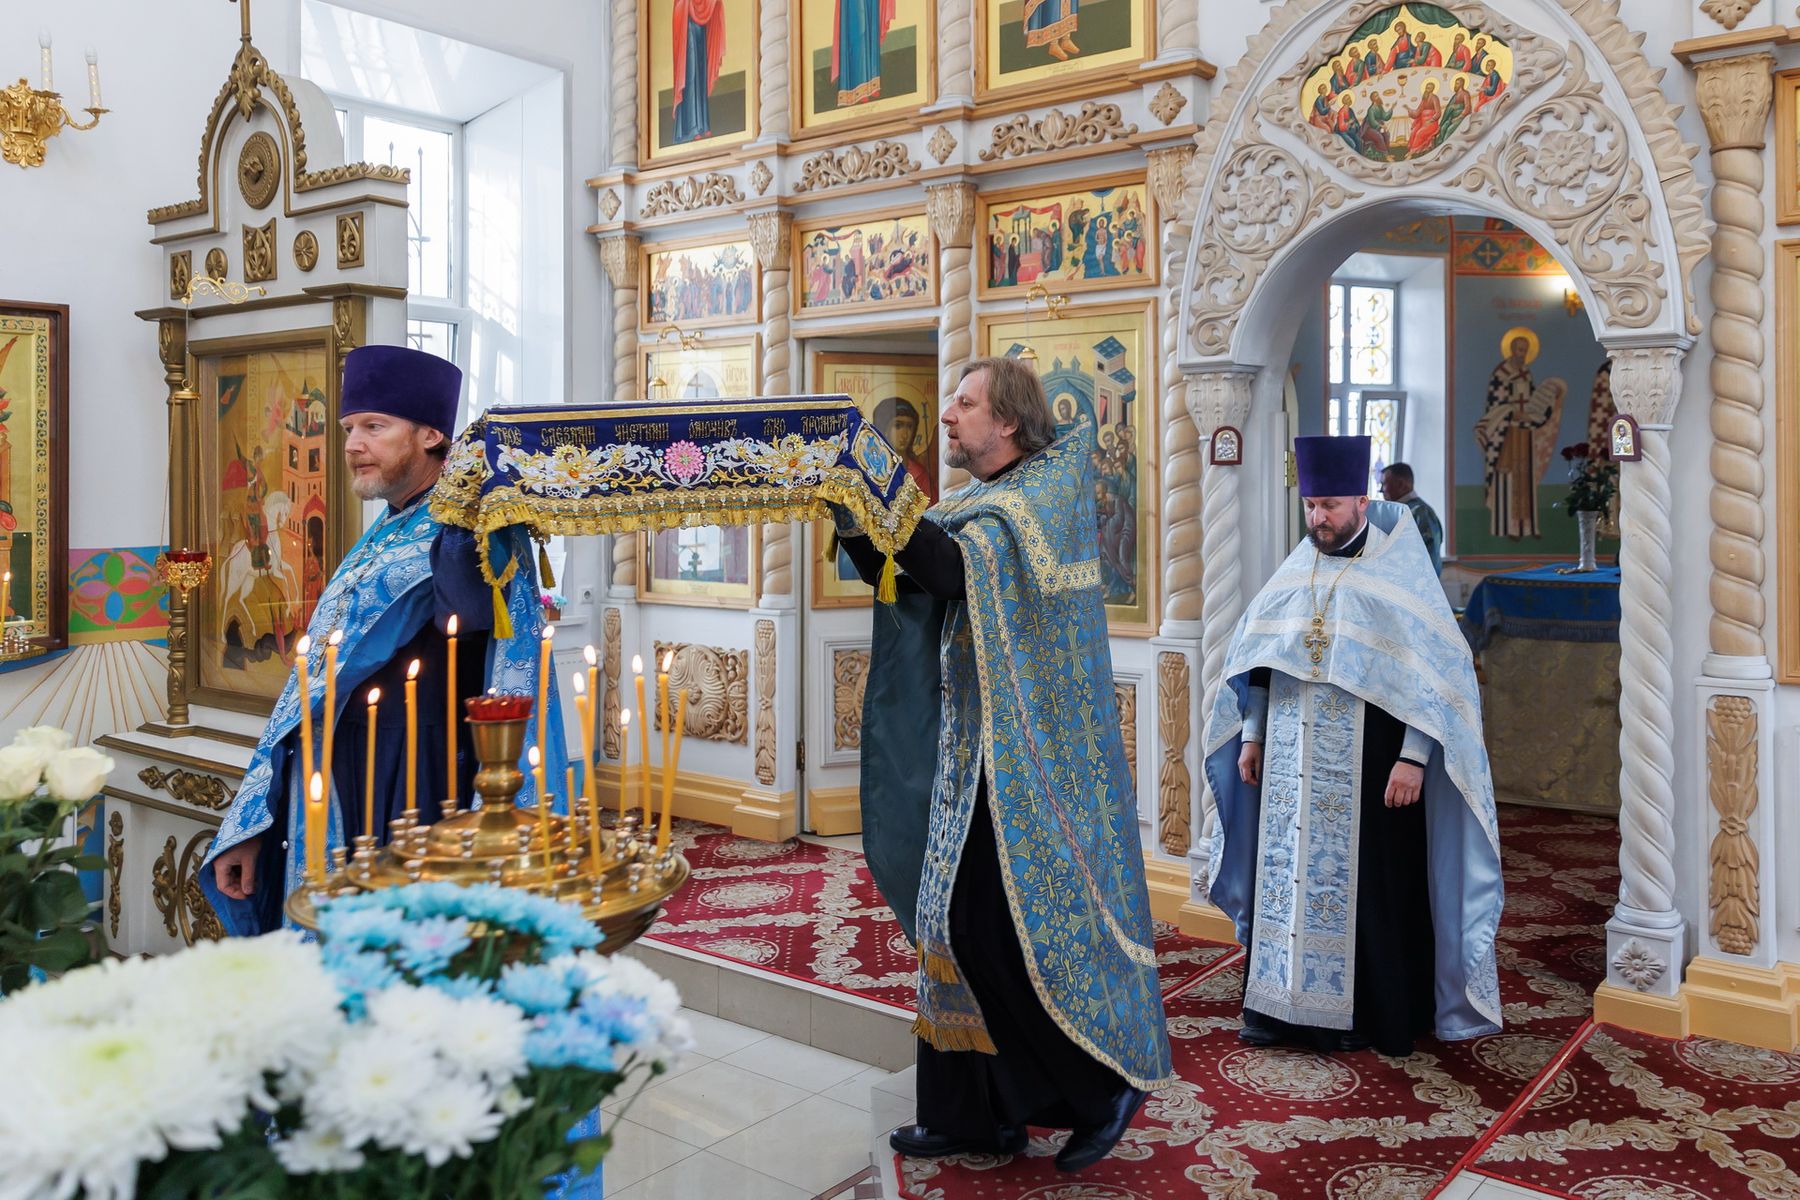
top-left (643, 821), bottom-right (1233, 1010)
top-left (1469, 1023), bottom-right (1800, 1198)
top-left (896, 805), bottom-right (1623, 1199)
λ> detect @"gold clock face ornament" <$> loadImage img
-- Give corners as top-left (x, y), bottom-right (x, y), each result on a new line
top-left (237, 131), bottom-right (280, 210)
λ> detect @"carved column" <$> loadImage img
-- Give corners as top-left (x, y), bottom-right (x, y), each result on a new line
top-left (758, 0), bottom-right (790, 143)
top-left (1598, 346), bottom-right (1687, 1006)
top-left (600, 234), bottom-right (642, 594)
top-left (930, 0), bottom-right (975, 110)
top-left (608, 0), bottom-right (637, 172)
top-left (1153, 0), bottom-right (1202, 65)
top-left (748, 210), bottom-right (795, 607)
top-left (158, 318), bottom-right (194, 726)
top-left (1146, 147), bottom-right (1205, 901)
top-left (1187, 371), bottom-right (1254, 854)
top-left (1696, 54), bottom-right (1773, 668)
top-left (927, 182), bottom-right (978, 492)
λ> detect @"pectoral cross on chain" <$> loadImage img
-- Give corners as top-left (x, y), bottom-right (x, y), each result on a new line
top-left (1304, 614), bottom-right (1330, 677)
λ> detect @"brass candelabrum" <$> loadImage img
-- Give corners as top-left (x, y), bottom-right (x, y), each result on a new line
top-left (284, 711), bottom-right (689, 951)
top-left (1, 78), bottom-right (105, 169)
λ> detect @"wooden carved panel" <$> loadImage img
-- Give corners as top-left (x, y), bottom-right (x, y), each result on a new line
top-left (336, 211), bottom-right (364, 268)
top-left (169, 251), bottom-right (192, 300)
top-left (177, 832), bottom-right (224, 945)
top-left (106, 812), bottom-right (123, 939)
top-left (602, 608), bottom-right (623, 759)
top-left (151, 835), bottom-right (180, 938)
top-left (834, 648), bottom-right (871, 751)
top-left (1706, 695), bottom-right (1759, 955)
top-left (652, 641), bottom-right (750, 745)
top-left (754, 620), bottom-right (777, 785)
top-left (1115, 679), bottom-right (1137, 790)
top-left (243, 219), bottom-right (277, 284)
top-left (1156, 653), bottom-right (1193, 857)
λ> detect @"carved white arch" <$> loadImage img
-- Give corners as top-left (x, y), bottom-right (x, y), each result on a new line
top-left (1169, 0), bottom-right (1712, 1010)
top-left (1175, 0), bottom-right (1708, 367)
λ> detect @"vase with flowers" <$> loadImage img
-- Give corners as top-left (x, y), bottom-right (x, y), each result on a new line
top-left (1557, 442), bottom-right (1618, 572)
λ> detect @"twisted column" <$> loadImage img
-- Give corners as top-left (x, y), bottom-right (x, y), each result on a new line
top-left (927, 182), bottom-right (978, 492)
top-left (749, 211), bottom-right (795, 605)
top-left (1601, 346), bottom-right (1685, 998)
top-left (1154, 0), bottom-right (1200, 63)
top-left (1150, 147), bottom-right (1201, 631)
top-left (934, 0), bottom-right (975, 108)
top-left (608, 0), bottom-right (638, 171)
top-left (758, 0), bottom-right (790, 141)
top-left (1696, 54), bottom-right (1774, 663)
top-left (1188, 371), bottom-right (1254, 844)
top-left (600, 234), bottom-right (642, 591)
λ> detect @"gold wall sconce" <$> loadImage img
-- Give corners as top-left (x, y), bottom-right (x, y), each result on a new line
top-left (1017, 284), bottom-right (1070, 366)
top-left (3, 32), bottom-right (106, 168)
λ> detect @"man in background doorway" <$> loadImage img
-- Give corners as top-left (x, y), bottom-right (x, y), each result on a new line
top-left (1381, 461), bottom-right (1444, 574)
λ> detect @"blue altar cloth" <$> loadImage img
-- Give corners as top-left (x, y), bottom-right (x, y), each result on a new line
top-left (1459, 565), bottom-right (1621, 652)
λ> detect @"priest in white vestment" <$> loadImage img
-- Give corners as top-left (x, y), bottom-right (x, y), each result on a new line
top-left (1203, 435), bottom-right (1504, 1057)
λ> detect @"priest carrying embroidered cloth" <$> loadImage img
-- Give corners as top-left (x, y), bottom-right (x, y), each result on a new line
top-left (834, 356), bottom-right (1174, 1174)
top-left (1203, 434), bottom-right (1502, 1058)
top-left (204, 345), bottom-right (567, 936)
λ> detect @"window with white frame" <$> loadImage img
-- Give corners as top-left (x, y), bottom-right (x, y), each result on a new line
top-left (333, 102), bottom-right (471, 384)
top-left (1326, 282), bottom-right (1405, 495)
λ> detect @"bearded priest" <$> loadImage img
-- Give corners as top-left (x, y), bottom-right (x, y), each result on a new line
top-left (202, 345), bottom-right (567, 936)
top-left (1203, 434), bottom-right (1502, 1058)
top-left (836, 356), bottom-right (1173, 1173)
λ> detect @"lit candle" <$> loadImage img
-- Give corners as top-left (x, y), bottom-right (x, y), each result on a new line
top-left (617, 708), bottom-right (633, 820)
top-left (320, 630), bottom-right (342, 793)
top-left (84, 47), bottom-right (100, 108)
top-left (295, 634), bottom-right (315, 787)
top-left (564, 765), bottom-right (580, 856)
top-left (307, 771), bottom-right (325, 887)
top-left (655, 651), bottom-right (672, 830)
top-left (537, 627), bottom-right (554, 770)
top-left (2, 570), bottom-right (11, 626)
top-left (571, 672), bottom-right (595, 816)
top-left (659, 688), bottom-right (689, 855)
top-left (37, 31), bottom-right (51, 92)
top-left (583, 644), bottom-right (599, 762)
top-left (528, 746), bottom-right (552, 887)
top-left (633, 655), bottom-right (650, 821)
top-left (363, 687), bottom-right (381, 839)
top-left (404, 659), bottom-right (421, 818)
top-left (445, 615), bottom-right (460, 811)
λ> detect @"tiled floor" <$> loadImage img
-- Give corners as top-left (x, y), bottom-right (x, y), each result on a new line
top-left (602, 1009), bottom-right (911, 1200)
top-left (603, 1010), bottom-right (1566, 1200)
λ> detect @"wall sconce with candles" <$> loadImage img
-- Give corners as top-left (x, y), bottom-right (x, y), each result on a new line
top-left (1016, 283), bottom-right (1070, 366)
top-left (2, 31), bottom-right (106, 168)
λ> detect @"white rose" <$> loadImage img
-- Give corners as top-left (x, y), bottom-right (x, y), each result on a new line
top-left (12, 725), bottom-right (75, 757)
top-left (0, 744), bottom-right (46, 801)
top-left (43, 747), bottom-right (115, 803)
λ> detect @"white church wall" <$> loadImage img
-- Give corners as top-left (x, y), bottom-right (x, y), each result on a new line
top-left (0, 0), bottom-right (606, 742)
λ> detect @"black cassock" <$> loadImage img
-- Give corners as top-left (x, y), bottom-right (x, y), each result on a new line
top-left (1242, 524), bottom-right (1436, 1057)
top-left (838, 477), bottom-right (1130, 1142)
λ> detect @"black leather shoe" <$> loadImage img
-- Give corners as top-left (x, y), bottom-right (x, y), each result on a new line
top-left (1236, 1025), bottom-right (1282, 1047)
top-left (1055, 1087), bottom-right (1146, 1172)
top-left (1337, 1031), bottom-right (1372, 1053)
top-left (889, 1124), bottom-right (1028, 1158)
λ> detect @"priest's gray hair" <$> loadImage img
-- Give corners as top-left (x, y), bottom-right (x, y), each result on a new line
top-left (962, 356), bottom-right (1057, 455)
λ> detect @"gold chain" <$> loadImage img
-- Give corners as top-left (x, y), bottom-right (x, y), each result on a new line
top-left (1303, 541), bottom-right (1362, 678)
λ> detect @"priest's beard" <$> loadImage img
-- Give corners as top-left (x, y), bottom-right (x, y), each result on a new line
top-left (350, 452), bottom-right (424, 503)
top-left (944, 427), bottom-right (999, 475)
top-left (1307, 512), bottom-right (1362, 553)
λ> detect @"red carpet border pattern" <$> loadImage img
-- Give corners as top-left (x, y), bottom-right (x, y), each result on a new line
top-left (642, 821), bottom-right (1234, 1011)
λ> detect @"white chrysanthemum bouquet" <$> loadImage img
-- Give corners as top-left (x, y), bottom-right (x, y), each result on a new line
top-left (0, 725), bottom-right (115, 994)
top-left (0, 883), bottom-right (691, 1200)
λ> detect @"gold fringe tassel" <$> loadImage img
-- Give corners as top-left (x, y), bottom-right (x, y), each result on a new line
top-left (477, 538), bottom-right (522, 640)
top-left (910, 1014), bottom-right (998, 1055)
top-left (920, 948), bottom-right (961, 984)
top-left (537, 542), bottom-right (557, 590)
top-left (877, 554), bottom-right (898, 604)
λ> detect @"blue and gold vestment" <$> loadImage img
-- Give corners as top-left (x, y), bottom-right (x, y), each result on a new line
top-left (867, 422), bottom-right (1174, 1092)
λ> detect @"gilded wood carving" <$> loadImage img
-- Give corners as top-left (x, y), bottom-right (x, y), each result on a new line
top-left (336, 211), bottom-right (364, 268)
top-left (1156, 652), bottom-right (1192, 857)
top-left (1705, 695), bottom-right (1759, 955)
top-left (242, 218), bottom-right (277, 284)
top-left (603, 608), bottom-right (623, 759)
top-left (1115, 678), bottom-right (1137, 789)
top-left (979, 101), bottom-right (1138, 162)
top-left (793, 139), bottom-right (922, 193)
top-left (151, 834), bottom-right (180, 938)
top-left (137, 765), bottom-right (231, 811)
top-left (293, 229), bottom-right (319, 272)
top-left (754, 620), bottom-right (778, 784)
top-left (640, 172), bottom-right (747, 219)
top-left (178, 832), bottom-right (225, 945)
top-left (106, 811), bottom-right (123, 939)
top-left (170, 251), bottom-right (193, 301)
top-left (205, 247), bottom-right (229, 279)
top-left (237, 130), bottom-right (281, 209)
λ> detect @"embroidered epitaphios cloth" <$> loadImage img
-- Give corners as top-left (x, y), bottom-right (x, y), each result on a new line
top-left (428, 396), bottom-right (931, 605)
